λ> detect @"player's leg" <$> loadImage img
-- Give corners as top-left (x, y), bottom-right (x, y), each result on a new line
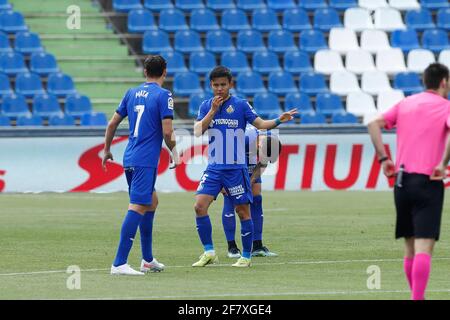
top-left (403, 237), bottom-right (415, 290)
top-left (221, 193), bottom-right (241, 258)
top-left (111, 167), bottom-right (153, 275)
top-left (192, 170), bottom-right (222, 267)
top-left (139, 189), bottom-right (165, 273)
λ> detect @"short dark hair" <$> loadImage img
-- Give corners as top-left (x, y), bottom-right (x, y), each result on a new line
top-left (144, 55), bottom-right (167, 78)
top-left (423, 63), bottom-right (449, 90)
top-left (209, 66), bottom-right (232, 82)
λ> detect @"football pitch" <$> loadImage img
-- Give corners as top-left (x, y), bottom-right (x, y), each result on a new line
top-left (1, 191), bottom-right (450, 300)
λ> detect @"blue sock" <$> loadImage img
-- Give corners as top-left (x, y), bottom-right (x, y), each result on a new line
top-left (113, 210), bottom-right (143, 267)
top-left (251, 195), bottom-right (263, 241)
top-left (240, 219), bottom-right (254, 259)
top-left (222, 195), bottom-right (236, 242)
top-left (139, 211), bottom-right (155, 262)
top-left (196, 215), bottom-right (214, 252)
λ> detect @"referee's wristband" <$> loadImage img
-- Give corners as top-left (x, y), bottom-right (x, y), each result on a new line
top-left (378, 156), bottom-right (389, 164)
top-left (274, 118), bottom-right (282, 127)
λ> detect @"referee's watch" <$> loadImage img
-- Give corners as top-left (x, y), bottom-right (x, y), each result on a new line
top-left (378, 156), bottom-right (389, 164)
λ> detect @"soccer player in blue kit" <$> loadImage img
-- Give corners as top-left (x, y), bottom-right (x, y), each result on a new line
top-left (193, 66), bottom-right (297, 267)
top-left (222, 125), bottom-right (282, 258)
top-left (102, 55), bottom-right (179, 276)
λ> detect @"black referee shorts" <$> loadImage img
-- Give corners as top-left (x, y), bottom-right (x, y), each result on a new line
top-left (394, 173), bottom-right (444, 241)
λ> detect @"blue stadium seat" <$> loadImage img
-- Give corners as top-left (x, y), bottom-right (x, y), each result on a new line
top-left (15, 73), bottom-right (45, 98)
top-left (267, 0), bottom-right (296, 11)
top-left (14, 32), bottom-right (43, 55)
top-left (299, 0), bottom-right (328, 11)
top-left (221, 51), bottom-right (251, 74)
top-left (81, 112), bottom-right (108, 126)
top-left (284, 51), bottom-right (313, 74)
top-left (16, 114), bottom-right (42, 126)
top-left (284, 92), bottom-right (314, 116)
top-left (236, 71), bottom-right (267, 96)
top-left (237, 30), bottom-right (266, 53)
top-left (236, 0), bottom-right (266, 11)
top-left (0, 114), bottom-right (9, 126)
top-left (190, 8), bottom-right (220, 31)
top-left (159, 9), bottom-right (188, 32)
top-left (190, 51), bottom-right (216, 74)
top-left (127, 9), bottom-right (157, 33)
top-left (268, 71), bottom-right (298, 95)
top-left (206, 30), bottom-right (235, 53)
top-left (162, 51), bottom-right (188, 75)
top-left (301, 112), bottom-right (327, 124)
top-left (0, 11), bottom-right (27, 33)
top-left (222, 9), bottom-right (250, 31)
top-left (437, 8), bottom-right (450, 30)
top-left (253, 51), bottom-right (282, 74)
top-left (391, 29), bottom-right (421, 53)
top-left (405, 9), bottom-right (435, 31)
top-left (173, 72), bottom-right (203, 96)
top-left (174, 30), bottom-right (204, 53)
top-left (0, 52), bottom-right (27, 75)
top-left (113, 0), bottom-right (142, 12)
top-left (420, 0), bottom-right (449, 9)
top-left (316, 93), bottom-right (345, 116)
top-left (47, 73), bottom-right (76, 97)
top-left (299, 30), bottom-right (328, 53)
top-left (207, 0), bottom-right (236, 10)
top-left (175, 0), bottom-right (205, 11)
top-left (0, 31), bottom-right (11, 53)
top-left (422, 29), bottom-right (450, 53)
top-left (268, 30), bottom-right (297, 53)
top-left (0, 72), bottom-right (12, 96)
top-left (49, 114), bottom-right (75, 126)
top-left (0, 0), bottom-right (12, 11)
top-left (393, 72), bottom-right (424, 95)
top-left (253, 92), bottom-right (283, 118)
top-left (30, 52), bottom-right (59, 75)
top-left (65, 94), bottom-right (92, 117)
top-left (313, 8), bottom-right (343, 31)
top-left (331, 112), bottom-right (359, 124)
top-left (1, 94), bottom-right (30, 118)
top-left (252, 8), bottom-right (281, 31)
top-left (299, 73), bottom-right (329, 95)
top-left (329, 0), bottom-right (358, 11)
top-left (142, 30), bottom-right (172, 54)
top-left (144, 0), bottom-right (174, 10)
top-left (189, 92), bottom-right (213, 118)
top-left (283, 8), bottom-right (312, 32)
top-left (32, 94), bottom-right (63, 118)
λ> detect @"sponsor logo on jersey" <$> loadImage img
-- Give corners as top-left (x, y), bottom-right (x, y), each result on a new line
top-left (228, 184), bottom-right (245, 196)
top-left (135, 90), bottom-right (149, 99)
top-left (213, 119), bottom-right (239, 128)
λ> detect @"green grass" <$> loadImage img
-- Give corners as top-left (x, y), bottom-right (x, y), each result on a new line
top-left (1, 191), bottom-right (450, 300)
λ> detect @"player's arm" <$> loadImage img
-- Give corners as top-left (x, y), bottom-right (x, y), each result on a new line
top-left (367, 114), bottom-right (395, 177)
top-left (194, 96), bottom-right (223, 137)
top-left (162, 117), bottom-right (180, 168)
top-left (252, 109), bottom-right (298, 130)
top-left (250, 163), bottom-right (267, 184)
top-left (431, 133), bottom-right (450, 180)
top-left (102, 112), bottom-right (123, 170)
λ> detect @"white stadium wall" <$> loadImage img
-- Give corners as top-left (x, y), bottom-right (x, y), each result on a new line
top-left (1, 133), bottom-right (444, 193)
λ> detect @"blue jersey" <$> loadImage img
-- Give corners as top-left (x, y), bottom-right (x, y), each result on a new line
top-left (116, 82), bottom-right (174, 168)
top-left (197, 95), bottom-right (259, 170)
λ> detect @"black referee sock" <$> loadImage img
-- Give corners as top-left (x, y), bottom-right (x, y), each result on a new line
top-left (228, 240), bottom-right (238, 250)
top-left (253, 240), bottom-right (263, 250)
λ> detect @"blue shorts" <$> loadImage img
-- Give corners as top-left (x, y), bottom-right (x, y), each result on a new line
top-left (124, 167), bottom-right (157, 206)
top-left (196, 168), bottom-right (253, 205)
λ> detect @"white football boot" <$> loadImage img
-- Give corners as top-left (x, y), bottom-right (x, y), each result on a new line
top-left (140, 258), bottom-right (165, 273)
top-left (110, 264), bottom-right (144, 276)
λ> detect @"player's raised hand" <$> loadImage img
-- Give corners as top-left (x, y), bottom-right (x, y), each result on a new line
top-left (211, 96), bottom-right (224, 112)
top-left (279, 108), bottom-right (298, 123)
top-left (382, 159), bottom-right (396, 178)
top-left (430, 164), bottom-right (447, 180)
top-left (102, 150), bottom-right (113, 171)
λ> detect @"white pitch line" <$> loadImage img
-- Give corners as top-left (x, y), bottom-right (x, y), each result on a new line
top-left (2, 257), bottom-right (450, 277)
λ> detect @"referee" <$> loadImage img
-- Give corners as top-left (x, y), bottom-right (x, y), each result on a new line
top-left (368, 63), bottom-right (450, 300)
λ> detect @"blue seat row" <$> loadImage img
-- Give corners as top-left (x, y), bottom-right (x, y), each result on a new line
top-left (0, 31), bottom-right (44, 54)
top-left (0, 51), bottom-right (59, 76)
top-left (391, 28), bottom-right (450, 53)
top-left (406, 8), bottom-right (450, 30)
top-left (0, 112), bottom-right (107, 126)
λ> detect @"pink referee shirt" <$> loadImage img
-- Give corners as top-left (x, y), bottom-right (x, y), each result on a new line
top-left (383, 91), bottom-right (450, 176)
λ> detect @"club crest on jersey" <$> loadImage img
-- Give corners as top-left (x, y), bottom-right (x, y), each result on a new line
top-left (226, 105), bottom-right (234, 114)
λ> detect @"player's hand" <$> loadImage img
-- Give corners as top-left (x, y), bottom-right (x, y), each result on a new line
top-left (430, 164), bottom-right (447, 180)
top-left (278, 108), bottom-right (298, 123)
top-left (102, 150), bottom-right (113, 171)
top-left (211, 96), bottom-right (224, 113)
top-left (169, 149), bottom-right (181, 169)
top-left (382, 159), bottom-right (395, 178)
